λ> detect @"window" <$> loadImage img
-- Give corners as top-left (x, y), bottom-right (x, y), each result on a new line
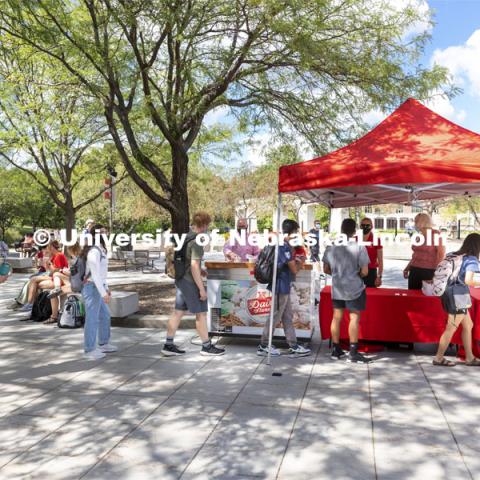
top-left (374, 218), bottom-right (384, 229)
top-left (387, 218), bottom-right (397, 229)
top-left (412, 206), bottom-right (422, 213)
top-left (395, 206), bottom-right (404, 214)
top-left (364, 206), bottom-right (372, 213)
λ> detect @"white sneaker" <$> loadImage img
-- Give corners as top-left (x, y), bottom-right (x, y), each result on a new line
top-left (99, 343), bottom-right (118, 353)
top-left (288, 344), bottom-right (311, 357)
top-left (84, 349), bottom-right (106, 361)
top-left (257, 344), bottom-right (281, 357)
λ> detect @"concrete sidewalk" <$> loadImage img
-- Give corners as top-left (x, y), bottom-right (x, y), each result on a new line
top-left (0, 305), bottom-right (478, 478)
top-left (1, 266), bottom-right (479, 479)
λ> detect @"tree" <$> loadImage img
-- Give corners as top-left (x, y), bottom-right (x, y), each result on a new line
top-left (0, 167), bottom-right (63, 239)
top-left (0, 46), bottom-right (122, 236)
top-left (0, 168), bottom-right (19, 240)
top-left (0, 0), bottom-right (453, 233)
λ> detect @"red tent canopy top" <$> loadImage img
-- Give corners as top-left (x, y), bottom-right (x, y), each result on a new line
top-left (279, 98), bottom-right (480, 207)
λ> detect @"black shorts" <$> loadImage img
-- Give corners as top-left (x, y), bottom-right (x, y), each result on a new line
top-left (332, 290), bottom-right (367, 312)
top-left (408, 267), bottom-right (435, 290)
top-left (363, 268), bottom-right (377, 288)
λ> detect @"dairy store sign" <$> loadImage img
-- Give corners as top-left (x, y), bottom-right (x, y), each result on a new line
top-left (245, 288), bottom-right (271, 319)
top-left (219, 279), bottom-right (311, 331)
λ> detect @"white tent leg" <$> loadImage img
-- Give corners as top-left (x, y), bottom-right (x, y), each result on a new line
top-left (267, 192), bottom-right (282, 366)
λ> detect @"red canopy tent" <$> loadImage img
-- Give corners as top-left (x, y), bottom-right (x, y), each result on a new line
top-left (265, 98), bottom-right (480, 361)
top-left (278, 98), bottom-right (480, 206)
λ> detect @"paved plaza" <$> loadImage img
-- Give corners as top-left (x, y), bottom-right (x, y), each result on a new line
top-left (1, 269), bottom-right (479, 480)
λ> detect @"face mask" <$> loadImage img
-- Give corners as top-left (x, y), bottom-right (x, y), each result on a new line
top-left (361, 225), bottom-right (372, 234)
top-left (314, 223), bottom-right (321, 229)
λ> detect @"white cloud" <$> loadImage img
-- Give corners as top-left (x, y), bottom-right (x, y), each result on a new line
top-left (424, 93), bottom-right (467, 123)
top-left (432, 29), bottom-right (480, 97)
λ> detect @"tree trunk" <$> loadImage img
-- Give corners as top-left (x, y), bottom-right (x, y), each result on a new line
top-left (64, 196), bottom-right (76, 242)
top-left (170, 144), bottom-right (190, 234)
top-left (467, 200), bottom-right (480, 227)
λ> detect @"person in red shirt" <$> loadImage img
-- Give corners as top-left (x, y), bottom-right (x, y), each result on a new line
top-left (359, 217), bottom-right (383, 288)
top-left (21, 241), bottom-right (69, 315)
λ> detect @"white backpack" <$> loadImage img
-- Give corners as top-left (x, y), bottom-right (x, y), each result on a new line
top-left (59, 295), bottom-right (85, 329)
top-left (431, 254), bottom-right (464, 296)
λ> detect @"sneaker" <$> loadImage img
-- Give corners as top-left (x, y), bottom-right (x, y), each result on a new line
top-left (84, 349), bottom-right (106, 361)
top-left (330, 345), bottom-right (346, 360)
top-left (288, 344), bottom-right (311, 357)
top-left (347, 351), bottom-right (372, 364)
top-left (200, 344), bottom-right (225, 356)
top-left (162, 344), bottom-right (186, 357)
top-left (256, 344), bottom-right (281, 357)
top-left (99, 343), bottom-right (118, 353)
top-left (20, 303), bottom-right (33, 312)
top-left (47, 288), bottom-right (62, 299)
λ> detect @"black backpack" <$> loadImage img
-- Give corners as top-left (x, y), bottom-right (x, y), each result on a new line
top-left (30, 291), bottom-right (52, 322)
top-left (254, 245), bottom-right (276, 284)
top-left (172, 233), bottom-right (197, 281)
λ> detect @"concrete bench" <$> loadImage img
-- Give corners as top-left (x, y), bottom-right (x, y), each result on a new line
top-left (59, 291), bottom-right (138, 317)
top-left (108, 291), bottom-right (139, 318)
top-left (6, 257), bottom-right (33, 270)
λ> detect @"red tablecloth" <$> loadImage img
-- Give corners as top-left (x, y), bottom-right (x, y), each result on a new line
top-left (320, 287), bottom-right (480, 355)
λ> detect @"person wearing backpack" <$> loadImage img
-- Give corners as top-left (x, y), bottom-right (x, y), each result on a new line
top-left (433, 233), bottom-right (480, 367)
top-left (162, 212), bottom-right (225, 357)
top-left (323, 218), bottom-right (371, 363)
top-left (257, 219), bottom-right (311, 357)
top-left (82, 224), bottom-right (117, 361)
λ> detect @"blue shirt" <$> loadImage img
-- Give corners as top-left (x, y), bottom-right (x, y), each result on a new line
top-left (268, 244), bottom-right (293, 294)
top-left (459, 255), bottom-right (480, 283)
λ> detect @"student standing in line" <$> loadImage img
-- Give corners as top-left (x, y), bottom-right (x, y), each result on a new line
top-left (257, 219), bottom-right (311, 357)
top-left (359, 217), bottom-right (383, 288)
top-left (308, 219), bottom-right (323, 273)
top-left (433, 233), bottom-right (480, 367)
top-left (82, 224), bottom-right (117, 361)
top-left (323, 218), bottom-right (371, 363)
top-left (163, 212), bottom-right (225, 357)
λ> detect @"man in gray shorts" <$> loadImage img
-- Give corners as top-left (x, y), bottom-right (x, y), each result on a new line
top-left (162, 211), bottom-right (225, 357)
top-left (323, 218), bottom-right (371, 363)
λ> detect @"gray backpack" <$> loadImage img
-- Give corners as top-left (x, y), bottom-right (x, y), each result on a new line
top-left (70, 247), bottom-right (105, 292)
top-left (69, 256), bottom-right (87, 293)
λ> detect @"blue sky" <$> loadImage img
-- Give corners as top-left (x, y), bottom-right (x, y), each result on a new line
top-left (423, 0), bottom-right (480, 132)
top-left (205, 0), bottom-right (480, 166)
